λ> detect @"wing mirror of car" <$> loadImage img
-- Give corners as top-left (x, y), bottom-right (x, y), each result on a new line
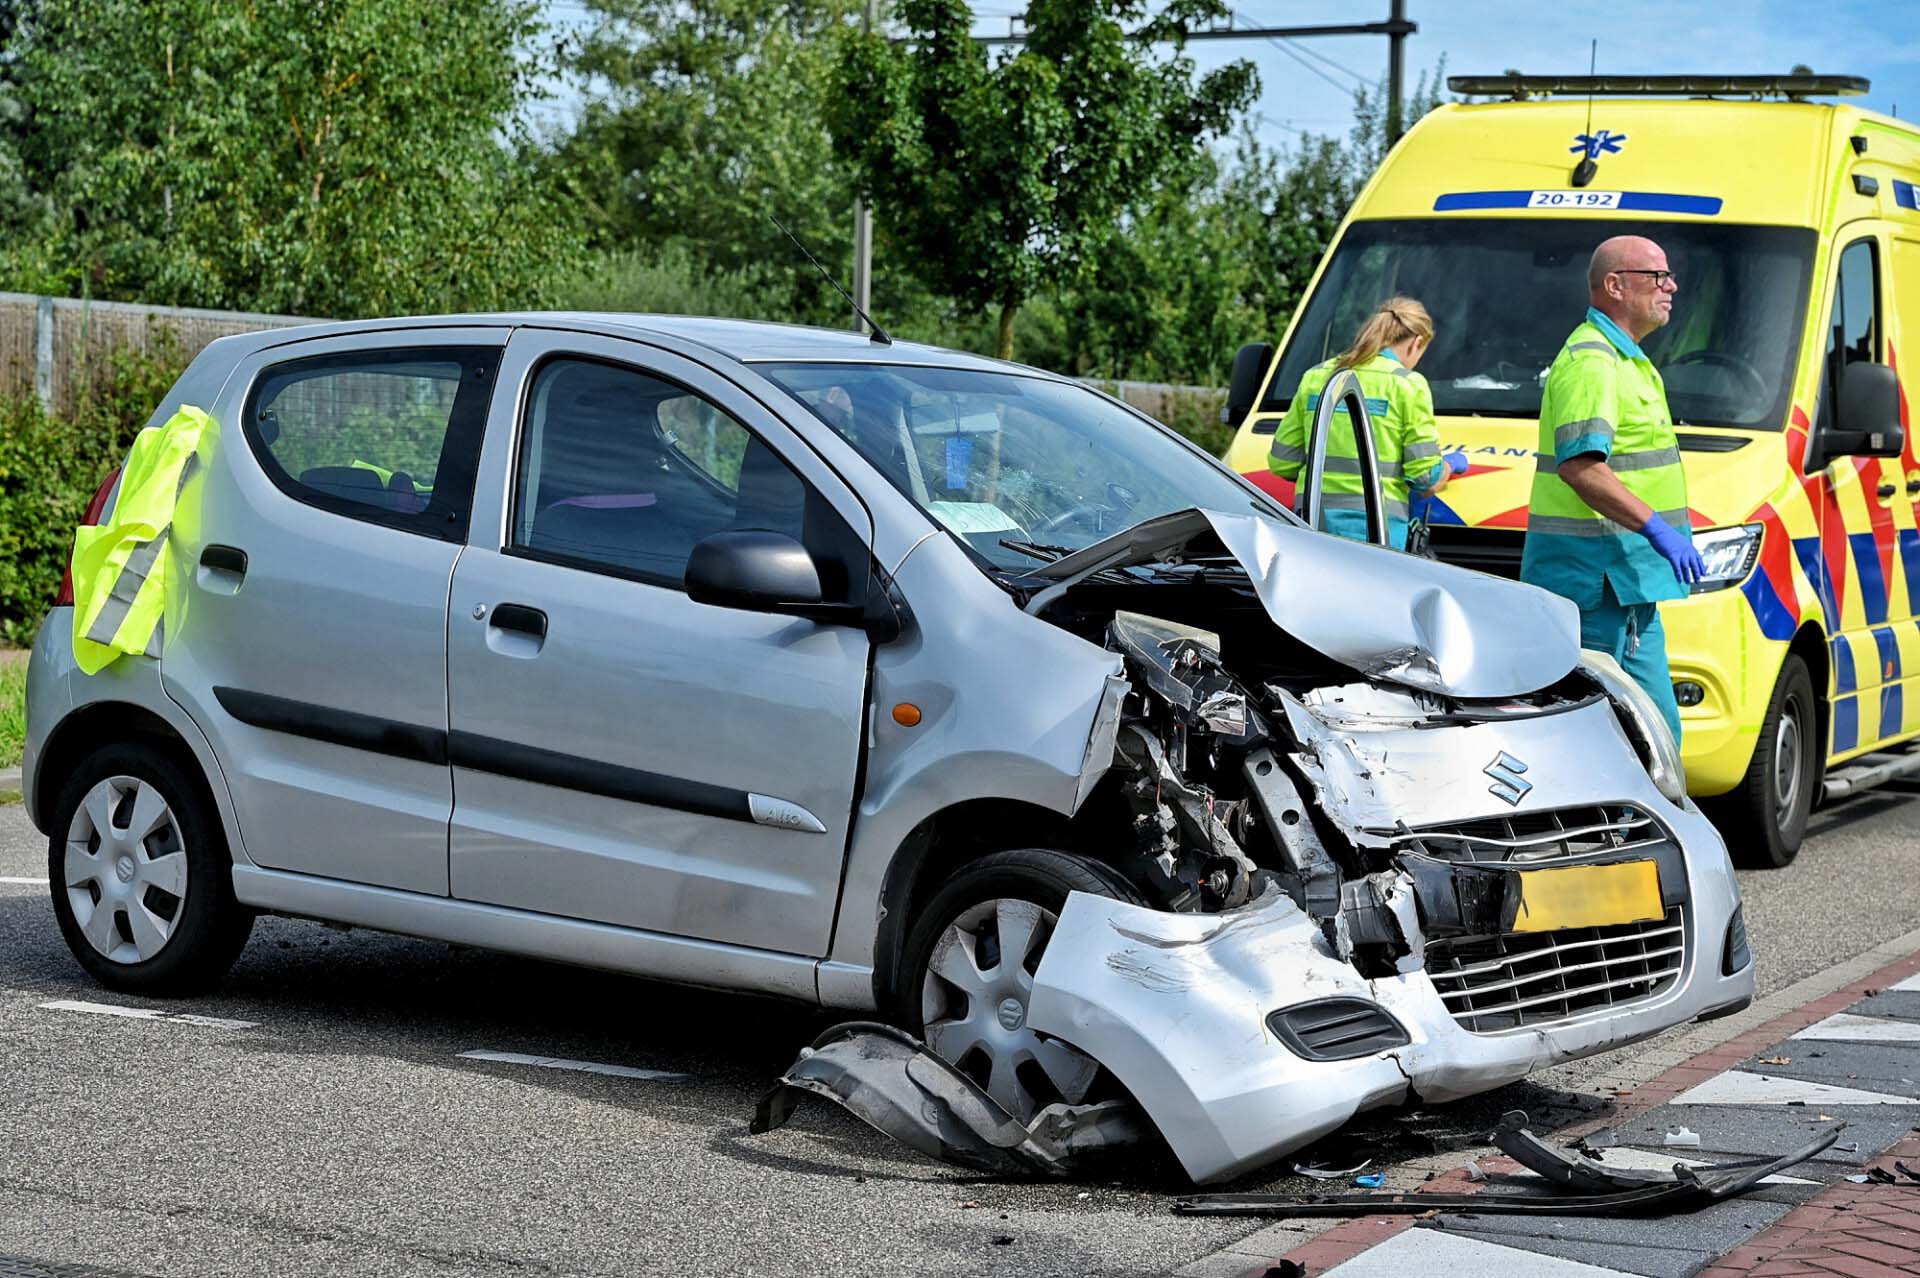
top-left (1818, 360), bottom-right (1906, 462)
top-left (686, 530), bottom-right (889, 634)
top-left (1223, 342), bottom-right (1275, 430)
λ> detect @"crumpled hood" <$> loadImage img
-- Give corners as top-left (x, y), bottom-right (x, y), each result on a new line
top-left (1021, 508), bottom-right (1580, 699)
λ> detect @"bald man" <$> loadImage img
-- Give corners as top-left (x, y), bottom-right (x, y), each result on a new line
top-left (1521, 234), bottom-right (1704, 745)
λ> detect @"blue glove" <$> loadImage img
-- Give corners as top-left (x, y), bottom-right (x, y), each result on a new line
top-left (1641, 512), bottom-right (1705, 585)
top-left (1443, 450), bottom-right (1469, 475)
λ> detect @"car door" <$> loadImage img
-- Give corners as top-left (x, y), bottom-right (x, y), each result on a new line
top-left (163, 329), bottom-right (505, 894)
top-left (444, 330), bottom-right (874, 956)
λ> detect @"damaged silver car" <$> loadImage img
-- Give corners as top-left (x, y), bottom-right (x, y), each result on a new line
top-left (26, 316), bottom-right (1754, 1186)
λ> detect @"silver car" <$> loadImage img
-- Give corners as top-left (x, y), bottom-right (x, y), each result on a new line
top-left (27, 315), bottom-right (1754, 1183)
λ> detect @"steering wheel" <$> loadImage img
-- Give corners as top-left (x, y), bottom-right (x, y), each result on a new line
top-left (1033, 501), bottom-right (1114, 542)
top-left (1667, 349), bottom-right (1769, 403)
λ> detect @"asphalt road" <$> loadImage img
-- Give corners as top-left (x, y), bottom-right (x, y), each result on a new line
top-left (0, 782), bottom-right (1915, 1278)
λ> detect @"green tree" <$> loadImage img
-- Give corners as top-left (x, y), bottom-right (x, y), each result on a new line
top-left (8, 0), bottom-right (580, 316)
top-left (829, 0), bottom-right (1256, 360)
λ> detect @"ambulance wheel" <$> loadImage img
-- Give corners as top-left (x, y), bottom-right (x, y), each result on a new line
top-left (899, 848), bottom-right (1140, 1125)
top-left (47, 743), bottom-right (253, 994)
top-left (1710, 655), bottom-right (1817, 869)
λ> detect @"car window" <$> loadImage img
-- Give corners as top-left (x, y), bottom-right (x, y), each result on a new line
top-left (245, 346), bottom-right (498, 540)
top-left (511, 357), bottom-right (866, 599)
top-left (1816, 238), bottom-right (1881, 435)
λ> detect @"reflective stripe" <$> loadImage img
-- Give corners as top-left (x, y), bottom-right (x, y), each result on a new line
top-left (1568, 341), bottom-right (1617, 356)
top-left (1554, 417), bottom-right (1614, 449)
top-left (1527, 507), bottom-right (1691, 537)
top-left (1608, 445), bottom-right (1682, 472)
top-left (1269, 442), bottom-right (1306, 462)
top-left (1323, 491), bottom-right (1411, 520)
top-left (1305, 392), bottom-right (1392, 417)
top-left (1403, 441), bottom-right (1441, 460)
top-left (85, 528), bottom-right (169, 645)
top-left (1324, 456), bottom-right (1406, 479)
top-left (1388, 364), bottom-right (1414, 378)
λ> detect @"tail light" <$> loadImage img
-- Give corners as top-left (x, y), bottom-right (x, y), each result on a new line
top-left (55, 468), bottom-right (122, 608)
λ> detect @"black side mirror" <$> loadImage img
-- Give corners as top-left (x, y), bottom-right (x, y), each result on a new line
top-left (1224, 342), bottom-right (1275, 430)
top-left (686, 530), bottom-right (824, 613)
top-left (1820, 361), bottom-right (1906, 462)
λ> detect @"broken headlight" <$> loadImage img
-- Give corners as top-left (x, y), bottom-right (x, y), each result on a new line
top-left (1579, 649), bottom-right (1686, 804)
top-left (1688, 523), bottom-right (1763, 594)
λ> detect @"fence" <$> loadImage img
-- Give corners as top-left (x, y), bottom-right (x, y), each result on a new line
top-left (0, 293), bottom-right (1231, 447)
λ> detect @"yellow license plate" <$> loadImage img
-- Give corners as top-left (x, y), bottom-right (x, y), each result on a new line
top-left (1511, 861), bottom-right (1664, 934)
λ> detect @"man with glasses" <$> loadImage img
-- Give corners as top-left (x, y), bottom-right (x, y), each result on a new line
top-left (1522, 234), bottom-right (1704, 744)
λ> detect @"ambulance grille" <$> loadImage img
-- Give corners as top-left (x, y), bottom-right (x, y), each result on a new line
top-left (1397, 804), bottom-right (1666, 865)
top-left (1426, 907), bottom-right (1687, 1033)
top-left (1425, 525), bottom-right (1524, 579)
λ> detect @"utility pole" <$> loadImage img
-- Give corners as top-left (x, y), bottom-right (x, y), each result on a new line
top-left (848, 4), bottom-right (1416, 330)
top-left (850, 0), bottom-right (878, 332)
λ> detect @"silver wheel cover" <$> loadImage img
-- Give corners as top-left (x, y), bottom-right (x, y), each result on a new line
top-left (919, 897), bottom-right (1100, 1123)
top-left (64, 775), bottom-right (188, 965)
top-left (1774, 696), bottom-right (1804, 830)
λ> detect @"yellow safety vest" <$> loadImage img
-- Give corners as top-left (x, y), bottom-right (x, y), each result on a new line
top-left (70, 406), bottom-right (214, 675)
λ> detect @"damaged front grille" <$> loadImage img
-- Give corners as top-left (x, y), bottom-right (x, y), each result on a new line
top-left (1426, 907), bottom-right (1687, 1033)
top-left (1398, 805), bottom-right (1664, 865)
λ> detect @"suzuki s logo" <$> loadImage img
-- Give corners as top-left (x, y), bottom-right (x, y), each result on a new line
top-left (1570, 129), bottom-right (1627, 159)
top-left (1485, 752), bottom-right (1534, 806)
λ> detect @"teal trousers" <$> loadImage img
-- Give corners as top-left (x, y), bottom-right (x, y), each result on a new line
top-left (1580, 583), bottom-right (1683, 745)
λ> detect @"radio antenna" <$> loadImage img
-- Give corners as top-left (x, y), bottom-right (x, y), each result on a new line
top-left (1572, 39), bottom-right (1600, 186)
top-left (769, 215), bottom-right (892, 345)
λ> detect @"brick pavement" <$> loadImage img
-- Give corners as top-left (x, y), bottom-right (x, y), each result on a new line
top-left (1697, 1135), bottom-right (1920, 1277)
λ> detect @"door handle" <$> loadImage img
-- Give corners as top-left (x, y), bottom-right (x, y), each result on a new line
top-left (1878, 482), bottom-right (1898, 499)
top-left (1907, 479), bottom-right (1920, 495)
top-left (489, 603), bottom-right (547, 639)
top-left (200, 544), bottom-right (248, 576)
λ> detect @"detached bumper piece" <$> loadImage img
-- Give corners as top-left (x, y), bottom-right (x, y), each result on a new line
top-left (750, 1022), bottom-right (1141, 1177)
top-left (1172, 1110), bottom-right (1842, 1218)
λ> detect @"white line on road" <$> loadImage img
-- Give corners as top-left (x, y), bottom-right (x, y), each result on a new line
top-left (0, 876), bottom-right (48, 885)
top-left (39, 1000), bottom-right (258, 1029)
top-left (1891, 971), bottom-right (1920, 993)
top-left (1671, 1069), bottom-right (1920, 1106)
top-left (457, 1050), bottom-right (692, 1082)
top-left (1793, 1011), bottom-right (1920, 1043)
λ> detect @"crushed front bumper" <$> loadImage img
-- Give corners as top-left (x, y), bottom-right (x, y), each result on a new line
top-left (1027, 795), bottom-right (1752, 1184)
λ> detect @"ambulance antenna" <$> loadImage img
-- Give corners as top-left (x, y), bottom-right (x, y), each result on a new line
top-left (768, 214), bottom-right (892, 345)
top-left (1572, 40), bottom-right (1599, 187)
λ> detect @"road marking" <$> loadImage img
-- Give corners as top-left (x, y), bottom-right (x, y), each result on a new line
top-left (0, 876), bottom-right (48, 885)
top-left (39, 1000), bottom-right (257, 1029)
top-left (457, 1050), bottom-right (692, 1082)
top-left (1793, 1011), bottom-right (1920, 1043)
top-left (1586, 1144), bottom-right (1814, 1185)
top-left (1322, 1226), bottom-right (1642, 1276)
top-left (1671, 1070), bottom-right (1920, 1106)
top-left (1890, 972), bottom-right (1920, 993)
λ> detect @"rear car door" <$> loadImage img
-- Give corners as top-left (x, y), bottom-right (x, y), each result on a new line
top-left (444, 330), bottom-right (874, 956)
top-left (164, 329), bottom-right (505, 894)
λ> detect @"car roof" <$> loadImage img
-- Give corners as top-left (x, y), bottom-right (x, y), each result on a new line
top-left (234, 312), bottom-right (1037, 376)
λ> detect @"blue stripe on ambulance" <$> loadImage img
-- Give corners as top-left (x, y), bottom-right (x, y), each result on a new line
top-left (1850, 531), bottom-right (1890, 625)
top-left (1740, 568), bottom-right (1798, 641)
top-left (1432, 191), bottom-right (1724, 215)
top-left (1895, 179), bottom-right (1919, 210)
top-left (1874, 625), bottom-right (1903, 740)
top-left (1834, 694), bottom-right (1860, 754)
top-left (1792, 535), bottom-right (1841, 632)
top-left (1412, 493), bottom-right (1465, 526)
top-left (1900, 530), bottom-right (1920, 613)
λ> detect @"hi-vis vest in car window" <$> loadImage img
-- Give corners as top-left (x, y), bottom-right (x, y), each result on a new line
top-left (70, 406), bottom-right (213, 675)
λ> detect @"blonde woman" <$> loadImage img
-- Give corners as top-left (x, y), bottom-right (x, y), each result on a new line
top-left (1267, 297), bottom-right (1466, 548)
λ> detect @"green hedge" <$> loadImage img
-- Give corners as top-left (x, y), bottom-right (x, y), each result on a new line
top-left (0, 344), bottom-right (186, 646)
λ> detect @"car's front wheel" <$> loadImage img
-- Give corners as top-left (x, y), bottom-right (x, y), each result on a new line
top-left (898, 848), bottom-right (1138, 1124)
top-left (47, 743), bottom-right (253, 994)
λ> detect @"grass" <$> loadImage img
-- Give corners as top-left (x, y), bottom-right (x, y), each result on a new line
top-left (0, 656), bottom-right (25, 771)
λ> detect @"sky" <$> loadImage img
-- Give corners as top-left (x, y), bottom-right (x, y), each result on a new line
top-left (534, 0), bottom-right (1920, 157)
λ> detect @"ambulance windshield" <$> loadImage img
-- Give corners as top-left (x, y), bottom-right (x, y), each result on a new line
top-left (1267, 219), bottom-right (1816, 431)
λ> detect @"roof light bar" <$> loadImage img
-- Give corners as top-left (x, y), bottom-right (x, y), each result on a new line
top-left (1448, 74), bottom-right (1870, 101)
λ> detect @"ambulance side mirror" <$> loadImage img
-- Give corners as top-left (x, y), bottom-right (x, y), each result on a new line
top-left (1224, 342), bottom-right (1275, 429)
top-left (1821, 361), bottom-right (1905, 462)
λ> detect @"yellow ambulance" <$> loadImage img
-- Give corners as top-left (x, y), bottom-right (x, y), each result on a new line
top-left (1222, 74), bottom-right (1920, 867)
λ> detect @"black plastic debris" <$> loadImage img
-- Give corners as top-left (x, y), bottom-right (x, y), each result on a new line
top-left (750, 1021), bottom-right (1141, 1177)
top-left (1172, 1110), bottom-right (1843, 1219)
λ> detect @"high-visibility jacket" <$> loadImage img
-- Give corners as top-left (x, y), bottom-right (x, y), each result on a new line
top-left (1520, 313), bottom-right (1691, 609)
top-left (70, 406), bottom-right (213, 675)
top-left (1267, 352), bottom-right (1445, 544)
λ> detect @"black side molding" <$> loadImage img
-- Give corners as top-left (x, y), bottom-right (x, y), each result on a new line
top-left (214, 686), bottom-right (447, 765)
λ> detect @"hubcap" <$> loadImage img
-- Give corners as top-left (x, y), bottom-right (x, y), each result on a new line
top-left (920, 898), bottom-right (1100, 1123)
top-left (64, 776), bottom-right (187, 965)
top-left (1773, 698), bottom-right (1804, 830)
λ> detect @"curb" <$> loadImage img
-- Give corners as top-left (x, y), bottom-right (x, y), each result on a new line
top-left (1174, 926), bottom-right (1920, 1278)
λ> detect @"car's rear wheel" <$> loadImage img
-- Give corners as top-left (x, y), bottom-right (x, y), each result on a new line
top-left (1708, 654), bottom-right (1818, 869)
top-left (48, 743), bottom-right (253, 994)
top-left (898, 848), bottom-right (1139, 1125)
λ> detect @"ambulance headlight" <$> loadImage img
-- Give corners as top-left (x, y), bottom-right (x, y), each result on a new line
top-left (1689, 523), bottom-right (1763, 594)
top-left (1579, 649), bottom-right (1687, 804)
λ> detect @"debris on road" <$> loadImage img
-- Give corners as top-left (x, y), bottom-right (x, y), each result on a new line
top-left (750, 1022), bottom-right (1141, 1177)
top-left (1662, 1126), bottom-right (1702, 1148)
top-left (1291, 1159), bottom-right (1373, 1180)
top-left (1170, 1111), bottom-right (1843, 1219)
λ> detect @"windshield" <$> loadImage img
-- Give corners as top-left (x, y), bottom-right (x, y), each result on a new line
top-left (1266, 219), bottom-right (1816, 430)
top-left (759, 363), bottom-right (1276, 571)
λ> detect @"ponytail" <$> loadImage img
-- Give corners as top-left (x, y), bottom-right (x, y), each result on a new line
top-left (1335, 297), bottom-right (1434, 371)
